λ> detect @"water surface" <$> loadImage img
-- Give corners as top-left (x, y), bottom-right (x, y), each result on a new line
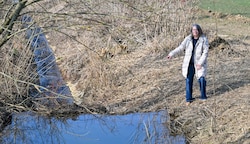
top-left (1, 111), bottom-right (185, 144)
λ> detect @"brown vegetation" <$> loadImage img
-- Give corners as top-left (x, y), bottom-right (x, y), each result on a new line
top-left (0, 0), bottom-right (249, 143)
top-left (46, 0), bottom-right (198, 112)
top-left (0, 0), bottom-right (198, 130)
top-left (167, 10), bottom-right (250, 143)
top-left (51, 2), bottom-right (249, 143)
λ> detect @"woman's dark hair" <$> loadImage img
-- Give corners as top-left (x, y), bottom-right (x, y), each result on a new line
top-left (191, 24), bottom-right (203, 36)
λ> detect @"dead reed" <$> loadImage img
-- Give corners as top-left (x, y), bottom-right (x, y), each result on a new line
top-left (0, 31), bottom-right (37, 111)
top-left (34, 0), bottom-right (199, 109)
top-left (1, 1), bottom-right (250, 143)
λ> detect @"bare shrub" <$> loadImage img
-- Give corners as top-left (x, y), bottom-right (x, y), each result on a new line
top-left (0, 32), bottom-right (38, 110)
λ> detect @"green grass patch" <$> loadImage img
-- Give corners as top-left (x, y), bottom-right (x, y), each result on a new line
top-left (199, 0), bottom-right (250, 17)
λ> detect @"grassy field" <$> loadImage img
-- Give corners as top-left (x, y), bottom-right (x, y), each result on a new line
top-left (199, 0), bottom-right (250, 17)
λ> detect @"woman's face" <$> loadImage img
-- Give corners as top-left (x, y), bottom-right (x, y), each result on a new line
top-left (192, 26), bottom-right (199, 37)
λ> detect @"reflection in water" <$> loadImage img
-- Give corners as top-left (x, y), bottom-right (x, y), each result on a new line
top-left (1, 111), bottom-right (185, 144)
top-left (22, 15), bottom-right (73, 105)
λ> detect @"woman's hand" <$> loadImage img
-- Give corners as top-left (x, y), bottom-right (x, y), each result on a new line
top-left (196, 64), bottom-right (202, 70)
top-left (167, 55), bottom-right (172, 59)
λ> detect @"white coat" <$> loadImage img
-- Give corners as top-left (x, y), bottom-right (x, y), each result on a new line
top-left (169, 34), bottom-right (209, 79)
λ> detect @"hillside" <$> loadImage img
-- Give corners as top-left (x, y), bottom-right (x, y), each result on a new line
top-left (0, 1), bottom-right (249, 143)
top-left (59, 8), bottom-right (250, 144)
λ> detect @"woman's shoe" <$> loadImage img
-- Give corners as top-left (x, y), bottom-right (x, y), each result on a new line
top-left (200, 99), bottom-right (207, 102)
top-left (186, 102), bottom-right (191, 106)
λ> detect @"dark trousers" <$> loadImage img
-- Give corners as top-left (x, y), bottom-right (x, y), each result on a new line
top-left (186, 63), bottom-right (207, 102)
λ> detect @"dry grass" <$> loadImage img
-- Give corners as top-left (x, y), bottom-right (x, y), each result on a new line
top-left (0, 0), bottom-right (198, 130)
top-left (0, 1), bottom-right (72, 113)
top-left (166, 10), bottom-right (250, 143)
top-left (59, 7), bottom-right (250, 143)
top-left (38, 0), bottom-right (198, 111)
top-left (0, 31), bottom-right (37, 111)
top-left (42, 2), bottom-right (249, 142)
top-left (0, 1), bottom-right (249, 143)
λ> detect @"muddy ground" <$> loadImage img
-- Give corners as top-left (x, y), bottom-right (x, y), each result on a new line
top-left (54, 10), bottom-right (250, 143)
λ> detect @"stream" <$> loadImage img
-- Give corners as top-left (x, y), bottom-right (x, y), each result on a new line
top-left (1, 111), bottom-right (185, 144)
top-left (0, 15), bottom-right (186, 144)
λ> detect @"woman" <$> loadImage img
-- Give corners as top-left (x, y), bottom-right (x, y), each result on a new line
top-left (167, 24), bottom-right (209, 106)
